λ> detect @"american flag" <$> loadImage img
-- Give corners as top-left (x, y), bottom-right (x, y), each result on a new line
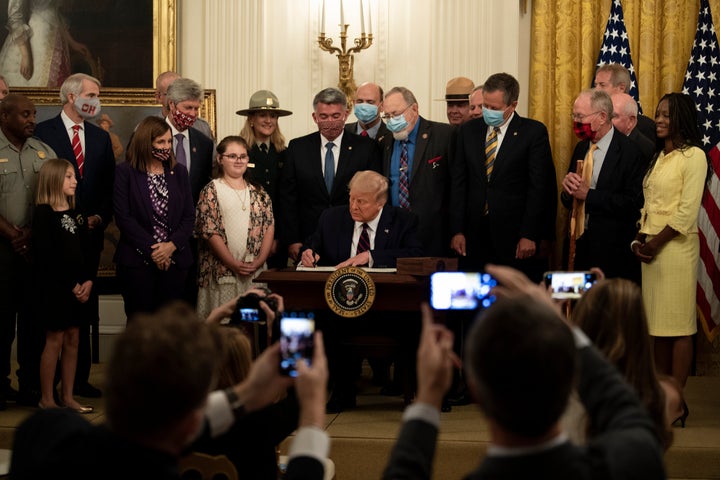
top-left (682, 0), bottom-right (720, 341)
top-left (595, 0), bottom-right (642, 112)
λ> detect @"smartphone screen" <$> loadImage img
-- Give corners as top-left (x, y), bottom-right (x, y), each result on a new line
top-left (544, 271), bottom-right (597, 299)
top-left (238, 308), bottom-right (260, 322)
top-left (279, 312), bottom-right (315, 377)
top-left (430, 272), bottom-right (498, 310)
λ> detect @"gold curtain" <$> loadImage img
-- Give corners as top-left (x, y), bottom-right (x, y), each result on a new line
top-left (529, 0), bottom-right (709, 267)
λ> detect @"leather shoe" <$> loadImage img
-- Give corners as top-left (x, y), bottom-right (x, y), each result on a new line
top-left (446, 391), bottom-right (473, 407)
top-left (73, 383), bottom-right (102, 398)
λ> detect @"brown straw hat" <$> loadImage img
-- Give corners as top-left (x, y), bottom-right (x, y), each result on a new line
top-left (236, 90), bottom-right (293, 116)
top-left (436, 77), bottom-right (475, 102)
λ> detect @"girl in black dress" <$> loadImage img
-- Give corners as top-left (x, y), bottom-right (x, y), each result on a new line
top-left (34, 158), bottom-right (93, 413)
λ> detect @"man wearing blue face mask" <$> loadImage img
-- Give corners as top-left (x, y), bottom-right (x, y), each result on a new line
top-left (381, 86), bottom-right (453, 257)
top-left (35, 73), bottom-right (116, 399)
top-left (345, 82), bottom-right (390, 143)
top-left (449, 72), bottom-right (557, 283)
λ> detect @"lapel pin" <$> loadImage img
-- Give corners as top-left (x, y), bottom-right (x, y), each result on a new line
top-left (348, 146), bottom-right (353, 150)
top-left (384, 228), bottom-right (389, 233)
top-left (422, 133), bottom-right (428, 139)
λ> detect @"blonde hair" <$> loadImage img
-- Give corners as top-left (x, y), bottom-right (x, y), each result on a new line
top-left (35, 158), bottom-right (75, 209)
top-left (215, 327), bottom-right (253, 389)
top-left (239, 114), bottom-right (287, 153)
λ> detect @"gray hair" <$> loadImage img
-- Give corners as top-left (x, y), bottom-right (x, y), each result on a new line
top-left (587, 88), bottom-right (614, 117)
top-left (60, 73), bottom-right (101, 104)
top-left (385, 86), bottom-right (418, 107)
top-left (313, 87), bottom-right (347, 109)
top-left (167, 78), bottom-right (204, 107)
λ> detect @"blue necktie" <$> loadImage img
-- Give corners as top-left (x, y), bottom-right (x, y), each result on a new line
top-left (324, 142), bottom-right (335, 193)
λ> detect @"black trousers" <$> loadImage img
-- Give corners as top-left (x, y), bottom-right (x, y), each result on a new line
top-left (117, 263), bottom-right (190, 321)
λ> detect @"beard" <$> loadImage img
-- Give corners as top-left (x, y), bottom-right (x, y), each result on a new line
top-left (392, 129), bottom-right (409, 141)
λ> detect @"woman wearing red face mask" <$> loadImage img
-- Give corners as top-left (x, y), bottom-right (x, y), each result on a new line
top-left (113, 116), bottom-right (196, 321)
top-left (632, 93), bottom-right (710, 425)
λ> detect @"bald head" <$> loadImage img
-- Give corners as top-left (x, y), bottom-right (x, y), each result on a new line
top-left (0, 94), bottom-right (36, 146)
top-left (611, 92), bottom-right (638, 136)
top-left (155, 71), bottom-right (181, 113)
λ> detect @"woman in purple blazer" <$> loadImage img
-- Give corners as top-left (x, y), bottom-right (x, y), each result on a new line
top-left (113, 116), bottom-right (195, 321)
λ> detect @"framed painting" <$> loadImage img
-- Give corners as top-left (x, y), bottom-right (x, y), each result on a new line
top-left (14, 86), bottom-right (216, 291)
top-left (0, 0), bottom-right (176, 88)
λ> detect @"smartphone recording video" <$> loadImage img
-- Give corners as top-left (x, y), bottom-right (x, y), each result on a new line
top-left (279, 312), bottom-right (315, 377)
top-left (430, 271), bottom-right (498, 311)
top-left (544, 271), bottom-right (597, 300)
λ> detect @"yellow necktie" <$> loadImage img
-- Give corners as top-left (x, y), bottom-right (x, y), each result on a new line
top-left (485, 127), bottom-right (500, 179)
top-left (572, 143), bottom-right (598, 238)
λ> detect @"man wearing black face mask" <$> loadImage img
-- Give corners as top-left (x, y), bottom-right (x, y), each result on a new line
top-left (35, 73), bottom-right (115, 400)
top-left (561, 88), bottom-right (647, 283)
top-left (277, 87), bottom-right (382, 264)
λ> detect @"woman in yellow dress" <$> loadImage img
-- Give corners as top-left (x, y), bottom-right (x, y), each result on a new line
top-left (632, 93), bottom-right (709, 419)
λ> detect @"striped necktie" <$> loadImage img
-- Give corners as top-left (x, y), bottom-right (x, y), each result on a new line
top-left (72, 125), bottom-right (84, 177)
top-left (357, 223), bottom-right (370, 253)
top-left (485, 127), bottom-right (500, 180)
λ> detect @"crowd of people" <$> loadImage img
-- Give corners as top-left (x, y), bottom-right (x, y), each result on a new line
top-left (0, 59), bottom-right (711, 478)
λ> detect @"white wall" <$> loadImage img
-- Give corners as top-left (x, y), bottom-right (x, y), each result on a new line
top-left (177, 0), bottom-right (531, 141)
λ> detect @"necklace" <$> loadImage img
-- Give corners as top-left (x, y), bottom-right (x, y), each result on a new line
top-left (221, 178), bottom-right (248, 211)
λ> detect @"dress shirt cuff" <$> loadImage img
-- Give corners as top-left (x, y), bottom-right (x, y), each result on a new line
top-left (402, 402), bottom-right (441, 428)
top-left (204, 390), bottom-right (235, 437)
top-left (368, 251), bottom-right (374, 267)
top-left (571, 326), bottom-right (591, 348)
top-left (288, 426), bottom-right (330, 462)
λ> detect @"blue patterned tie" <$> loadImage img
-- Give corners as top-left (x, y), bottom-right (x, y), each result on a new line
top-left (398, 140), bottom-right (410, 209)
top-left (324, 142), bottom-right (335, 193)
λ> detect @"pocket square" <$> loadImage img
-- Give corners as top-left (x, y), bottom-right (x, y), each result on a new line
top-left (427, 156), bottom-right (442, 164)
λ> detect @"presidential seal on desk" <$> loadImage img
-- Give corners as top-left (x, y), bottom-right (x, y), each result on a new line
top-left (325, 266), bottom-right (376, 318)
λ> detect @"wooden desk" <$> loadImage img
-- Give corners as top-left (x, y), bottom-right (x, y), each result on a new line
top-left (255, 269), bottom-right (429, 312)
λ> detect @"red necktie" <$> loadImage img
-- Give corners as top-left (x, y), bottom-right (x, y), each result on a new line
top-left (361, 129), bottom-right (369, 137)
top-left (72, 125), bottom-right (84, 177)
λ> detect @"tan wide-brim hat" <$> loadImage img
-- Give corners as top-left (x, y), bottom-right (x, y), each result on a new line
top-left (236, 90), bottom-right (293, 116)
top-left (435, 77), bottom-right (475, 102)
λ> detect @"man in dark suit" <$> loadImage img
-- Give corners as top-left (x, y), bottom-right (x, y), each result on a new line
top-left (381, 86), bottom-right (453, 256)
top-left (35, 73), bottom-right (115, 399)
top-left (277, 87), bottom-right (382, 264)
top-left (450, 73), bottom-right (557, 283)
top-left (164, 77), bottom-right (214, 307)
top-left (611, 92), bottom-right (656, 163)
top-left (165, 77), bottom-right (214, 204)
top-left (594, 63), bottom-right (657, 145)
top-left (561, 88), bottom-right (647, 284)
top-left (300, 171), bottom-right (423, 412)
top-left (345, 81), bottom-right (390, 143)
top-left (382, 265), bottom-right (666, 480)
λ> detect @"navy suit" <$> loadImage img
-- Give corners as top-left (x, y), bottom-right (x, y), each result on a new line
top-left (561, 129), bottom-right (647, 283)
top-left (35, 114), bottom-right (115, 388)
top-left (276, 131), bottom-right (382, 250)
top-left (345, 120), bottom-right (391, 144)
top-left (450, 114), bottom-right (557, 281)
top-left (113, 161), bottom-right (195, 318)
top-left (303, 205), bottom-right (424, 267)
top-left (182, 127), bottom-right (214, 205)
top-left (381, 118), bottom-right (453, 256)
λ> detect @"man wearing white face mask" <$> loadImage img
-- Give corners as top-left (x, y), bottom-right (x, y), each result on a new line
top-left (35, 73), bottom-right (116, 399)
top-left (345, 82), bottom-right (390, 143)
top-left (449, 72), bottom-right (557, 283)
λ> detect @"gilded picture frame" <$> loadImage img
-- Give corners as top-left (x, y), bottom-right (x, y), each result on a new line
top-left (0, 0), bottom-right (176, 88)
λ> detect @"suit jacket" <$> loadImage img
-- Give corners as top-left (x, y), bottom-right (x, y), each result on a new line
top-left (381, 117), bottom-right (453, 256)
top-left (302, 205), bottom-right (424, 267)
top-left (450, 114), bottom-right (557, 265)
top-left (113, 161), bottom-right (195, 269)
top-left (34, 115), bottom-right (115, 241)
top-left (276, 130), bottom-right (382, 247)
top-left (636, 113), bottom-right (657, 145)
top-left (560, 129), bottom-right (647, 280)
top-left (185, 127), bottom-right (214, 204)
top-left (628, 127), bottom-right (656, 164)
top-left (345, 120), bottom-right (391, 143)
top-left (382, 346), bottom-right (666, 480)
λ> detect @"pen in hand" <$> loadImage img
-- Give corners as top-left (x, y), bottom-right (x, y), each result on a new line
top-left (312, 253), bottom-right (319, 267)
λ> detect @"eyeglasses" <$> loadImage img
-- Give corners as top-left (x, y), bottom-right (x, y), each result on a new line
top-left (570, 111), bottom-right (600, 122)
top-left (220, 153), bottom-right (249, 161)
top-left (381, 104), bottom-right (414, 120)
